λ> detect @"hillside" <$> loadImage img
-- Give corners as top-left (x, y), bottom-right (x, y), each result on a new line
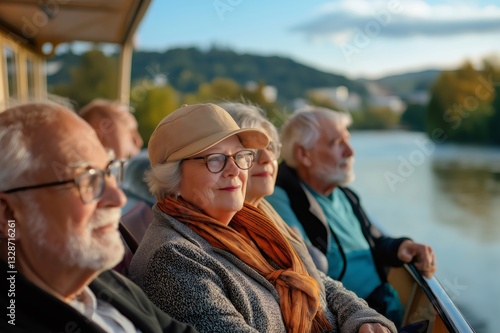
top-left (369, 69), bottom-right (441, 97)
top-left (48, 47), bottom-right (372, 102)
top-left (46, 46), bottom-right (442, 104)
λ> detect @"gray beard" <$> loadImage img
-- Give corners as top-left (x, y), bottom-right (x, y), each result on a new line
top-left (315, 158), bottom-right (356, 187)
top-left (27, 203), bottom-right (124, 271)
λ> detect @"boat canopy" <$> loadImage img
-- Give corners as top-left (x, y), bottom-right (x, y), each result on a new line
top-left (0, 0), bottom-right (151, 54)
top-left (0, 0), bottom-right (151, 106)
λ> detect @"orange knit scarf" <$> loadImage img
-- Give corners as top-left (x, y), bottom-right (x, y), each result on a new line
top-left (157, 196), bottom-right (331, 333)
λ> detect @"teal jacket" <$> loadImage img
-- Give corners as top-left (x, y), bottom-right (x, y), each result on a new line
top-left (271, 162), bottom-right (410, 283)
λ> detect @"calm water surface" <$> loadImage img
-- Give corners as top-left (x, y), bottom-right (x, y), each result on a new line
top-left (350, 131), bottom-right (500, 333)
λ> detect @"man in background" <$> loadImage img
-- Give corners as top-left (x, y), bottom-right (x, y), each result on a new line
top-left (80, 99), bottom-right (143, 159)
top-left (266, 106), bottom-right (437, 326)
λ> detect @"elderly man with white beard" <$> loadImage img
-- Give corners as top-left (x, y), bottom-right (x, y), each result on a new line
top-left (266, 106), bottom-right (437, 328)
top-left (0, 103), bottom-right (197, 333)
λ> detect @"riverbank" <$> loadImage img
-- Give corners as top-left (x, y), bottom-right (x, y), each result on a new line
top-left (349, 130), bottom-right (499, 333)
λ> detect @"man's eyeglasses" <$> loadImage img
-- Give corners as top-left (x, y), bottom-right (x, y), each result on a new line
top-left (1, 160), bottom-right (126, 204)
top-left (257, 141), bottom-right (281, 159)
top-left (183, 150), bottom-right (256, 173)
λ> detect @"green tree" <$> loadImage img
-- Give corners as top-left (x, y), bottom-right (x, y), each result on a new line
top-left (401, 104), bottom-right (426, 132)
top-left (483, 59), bottom-right (500, 145)
top-left (306, 91), bottom-right (345, 112)
top-left (181, 77), bottom-right (242, 104)
top-left (426, 62), bottom-right (495, 144)
top-left (51, 49), bottom-right (118, 108)
top-left (179, 77), bottom-right (286, 128)
top-left (131, 83), bottom-right (180, 144)
top-left (350, 107), bottom-right (401, 130)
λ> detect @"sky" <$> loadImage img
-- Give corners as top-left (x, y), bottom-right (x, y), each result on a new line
top-left (135, 0), bottom-right (500, 79)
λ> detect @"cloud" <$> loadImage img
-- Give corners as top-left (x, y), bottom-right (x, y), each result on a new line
top-left (291, 0), bottom-right (500, 41)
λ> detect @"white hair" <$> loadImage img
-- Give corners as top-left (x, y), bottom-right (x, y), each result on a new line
top-left (146, 161), bottom-right (183, 199)
top-left (280, 106), bottom-right (352, 168)
top-left (0, 103), bottom-right (59, 191)
top-left (219, 102), bottom-right (279, 143)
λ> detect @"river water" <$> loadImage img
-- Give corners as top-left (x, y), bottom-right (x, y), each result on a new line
top-left (349, 130), bottom-right (500, 333)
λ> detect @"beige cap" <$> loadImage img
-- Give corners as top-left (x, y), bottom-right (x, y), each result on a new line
top-left (148, 103), bottom-right (269, 165)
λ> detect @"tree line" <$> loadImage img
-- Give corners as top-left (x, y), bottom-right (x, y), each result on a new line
top-left (49, 48), bottom-right (500, 146)
top-left (426, 61), bottom-right (500, 145)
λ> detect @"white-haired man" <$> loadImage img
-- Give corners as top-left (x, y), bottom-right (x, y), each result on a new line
top-left (266, 106), bottom-right (437, 327)
top-left (0, 103), bottom-right (196, 333)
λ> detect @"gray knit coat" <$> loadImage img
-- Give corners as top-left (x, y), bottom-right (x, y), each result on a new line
top-left (129, 207), bottom-right (397, 333)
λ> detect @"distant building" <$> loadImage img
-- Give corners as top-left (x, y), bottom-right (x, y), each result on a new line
top-left (46, 61), bottom-right (63, 76)
top-left (404, 90), bottom-right (430, 105)
top-left (291, 98), bottom-right (308, 111)
top-left (307, 86), bottom-right (362, 111)
top-left (245, 81), bottom-right (277, 103)
top-left (305, 84), bottom-right (407, 114)
top-left (368, 95), bottom-right (406, 114)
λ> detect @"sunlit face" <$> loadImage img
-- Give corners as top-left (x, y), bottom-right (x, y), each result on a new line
top-left (26, 200), bottom-right (123, 272)
top-left (100, 110), bottom-right (143, 159)
top-left (308, 116), bottom-right (355, 187)
top-left (179, 136), bottom-right (248, 225)
top-left (16, 113), bottom-right (127, 272)
top-left (246, 130), bottom-right (278, 205)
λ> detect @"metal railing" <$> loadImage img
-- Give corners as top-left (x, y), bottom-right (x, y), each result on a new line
top-left (404, 263), bottom-right (475, 333)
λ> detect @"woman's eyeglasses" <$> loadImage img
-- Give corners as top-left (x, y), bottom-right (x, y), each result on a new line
top-left (183, 150), bottom-right (256, 173)
top-left (257, 141), bottom-right (281, 159)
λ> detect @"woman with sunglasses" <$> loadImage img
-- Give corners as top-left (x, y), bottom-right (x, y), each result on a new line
top-left (129, 103), bottom-right (395, 333)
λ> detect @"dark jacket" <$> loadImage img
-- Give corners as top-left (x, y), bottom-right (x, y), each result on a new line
top-left (275, 162), bottom-right (409, 283)
top-left (1, 260), bottom-right (197, 333)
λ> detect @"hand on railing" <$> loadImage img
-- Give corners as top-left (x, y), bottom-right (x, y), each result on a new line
top-left (397, 240), bottom-right (436, 278)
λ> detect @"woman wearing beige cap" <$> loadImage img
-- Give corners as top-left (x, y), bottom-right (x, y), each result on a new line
top-left (129, 103), bottom-right (395, 333)
top-left (220, 102), bottom-right (329, 271)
